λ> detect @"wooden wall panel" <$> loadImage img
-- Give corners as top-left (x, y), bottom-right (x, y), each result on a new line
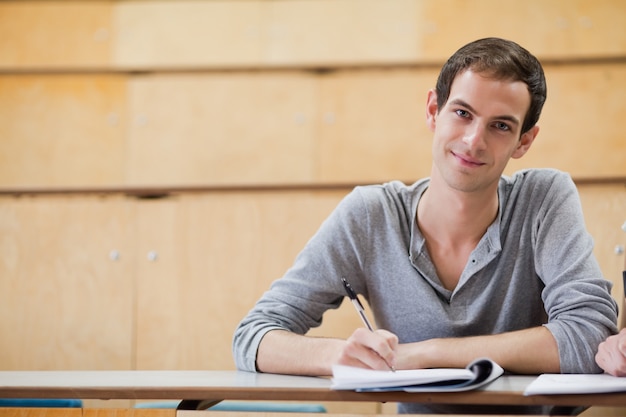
top-left (0, 1), bottom-right (113, 69)
top-left (273, 0), bottom-right (626, 65)
top-left (578, 184), bottom-right (626, 325)
top-left (133, 190), bottom-right (355, 371)
top-left (316, 69), bottom-right (435, 183)
top-left (263, 0), bottom-right (421, 66)
top-left (0, 75), bottom-right (127, 188)
top-left (418, 0), bottom-right (626, 62)
top-left (125, 73), bottom-right (317, 186)
top-left (1, 0), bottom-right (625, 70)
top-left (0, 195), bottom-right (134, 370)
top-left (112, 1), bottom-right (264, 69)
top-left (264, 0), bottom-right (626, 66)
top-left (111, 0), bottom-right (626, 69)
top-left (506, 64), bottom-right (626, 178)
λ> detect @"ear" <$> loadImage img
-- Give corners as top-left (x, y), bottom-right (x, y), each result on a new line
top-left (512, 125), bottom-right (540, 159)
top-left (426, 89), bottom-right (438, 132)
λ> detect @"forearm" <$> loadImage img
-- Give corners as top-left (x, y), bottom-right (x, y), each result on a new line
top-left (256, 330), bottom-right (345, 376)
top-left (398, 326), bottom-right (560, 374)
top-left (256, 326), bottom-right (560, 375)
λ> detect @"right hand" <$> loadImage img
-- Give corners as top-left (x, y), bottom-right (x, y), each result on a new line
top-left (596, 328), bottom-right (626, 376)
top-left (336, 328), bottom-right (398, 370)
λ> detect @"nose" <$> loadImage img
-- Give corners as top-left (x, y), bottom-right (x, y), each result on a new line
top-left (462, 123), bottom-right (487, 150)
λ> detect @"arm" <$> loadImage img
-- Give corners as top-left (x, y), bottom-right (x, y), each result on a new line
top-left (256, 328), bottom-right (398, 376)
top-left (529, 171), bottom-right (618, 373)
top-left (256, 330), bottom-right (345, 376)
top-left (233, 188), bottom-right (383, 373)
top-left (257, 325), bottom-right (557, 376)
top-left (397, 326), bottom-right (559, 374)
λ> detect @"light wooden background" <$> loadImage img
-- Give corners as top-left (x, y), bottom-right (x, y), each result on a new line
top-left (1, 1), bottom-right (626, 415)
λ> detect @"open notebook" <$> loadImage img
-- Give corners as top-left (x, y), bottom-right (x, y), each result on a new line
top-left (331, 357), bottom-right (503, 392)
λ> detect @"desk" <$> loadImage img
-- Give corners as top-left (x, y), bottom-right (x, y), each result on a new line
top-left (0, 370), bottom-right (625, 409)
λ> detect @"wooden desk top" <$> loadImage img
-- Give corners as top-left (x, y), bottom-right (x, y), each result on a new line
top-left (1, 370), bottom-right (625, 408)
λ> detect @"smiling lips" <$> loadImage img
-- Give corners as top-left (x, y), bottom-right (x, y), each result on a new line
top-left (452, 151), bottom-right (485, 167)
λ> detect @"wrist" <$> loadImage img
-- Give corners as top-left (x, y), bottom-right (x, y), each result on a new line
top-left (397, 338), bottom-right (441, 370)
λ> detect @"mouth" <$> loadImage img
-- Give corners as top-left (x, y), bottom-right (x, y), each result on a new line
top-left (452, 151), bottom-right (485, 167)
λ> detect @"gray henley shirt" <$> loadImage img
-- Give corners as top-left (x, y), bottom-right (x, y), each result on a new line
top-left (233, 168), bottom-right (618, 413)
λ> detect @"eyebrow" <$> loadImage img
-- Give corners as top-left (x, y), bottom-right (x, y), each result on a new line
top-left (449, 99), bottom-right (521, 126)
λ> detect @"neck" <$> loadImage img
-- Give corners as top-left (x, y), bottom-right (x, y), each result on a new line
top-left (417, 178), bottom-right (499, 246)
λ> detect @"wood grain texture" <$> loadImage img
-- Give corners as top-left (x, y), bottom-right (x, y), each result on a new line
top-left (0, 75), bottom-right (127, 188)
top-left (132, 190), bottom-right (352, 370)
top-left (0, 195), bottom-right (134, 370)
top-left (0, 1), bottom-right (113, 69)
top-left (125, 73), bottom-right (316, 187)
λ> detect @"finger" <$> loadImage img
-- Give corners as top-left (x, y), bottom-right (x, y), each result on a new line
top-left (372, 329), bottom-right (398, 369)
top-left (357, 329), bottom-right (397, 370)
top-left (618, 337), bottom-right (626, 356)
top-left (340, 337), bottom-right (389, 370)
top-left (344, 329), bottom-right (397, 370)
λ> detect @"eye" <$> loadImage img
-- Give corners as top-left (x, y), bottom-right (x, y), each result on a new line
top-left (455, 109), bottom-right (470, 118)
top-left (493, 121), bottom-right (511, 131)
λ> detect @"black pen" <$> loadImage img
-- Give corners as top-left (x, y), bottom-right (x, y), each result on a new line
top-left (341, 277), bottom-right (395, 371)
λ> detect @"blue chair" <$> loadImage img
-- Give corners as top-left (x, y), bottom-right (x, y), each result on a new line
top-left (0, 399), bottom-right (83, 408)
top-left (136, 400), bottom-right (326, 412)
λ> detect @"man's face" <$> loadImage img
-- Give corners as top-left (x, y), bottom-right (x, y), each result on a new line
top-left (426, 69), bottom-right (538, 195)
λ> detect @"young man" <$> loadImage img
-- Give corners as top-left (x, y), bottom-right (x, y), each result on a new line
top-left (233, 38), bottom-right (618, 413)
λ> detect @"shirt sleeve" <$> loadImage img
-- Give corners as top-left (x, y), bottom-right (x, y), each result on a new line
top-left (232, 187), bottom-right (373, 372)
top-left (535, 171), bottom-right (618, 373)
